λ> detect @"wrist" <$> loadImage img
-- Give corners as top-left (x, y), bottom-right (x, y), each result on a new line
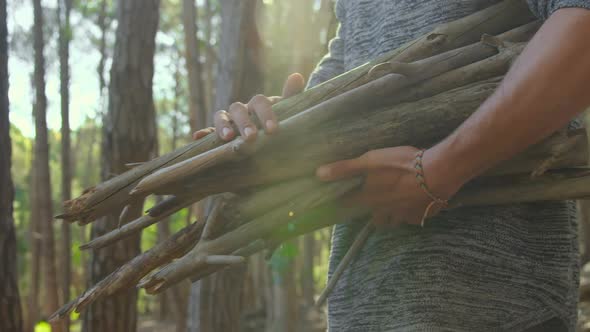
top-left (420, 144), bottom-right (468, 200)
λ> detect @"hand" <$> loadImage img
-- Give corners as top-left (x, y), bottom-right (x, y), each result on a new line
top-left (192, 73), bottom-right (306, 141)
top-left (316, 146), bottom-right (461, 227)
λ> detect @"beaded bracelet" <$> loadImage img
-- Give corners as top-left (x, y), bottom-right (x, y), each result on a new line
top-left (414, 149), bottom-right (448, 227)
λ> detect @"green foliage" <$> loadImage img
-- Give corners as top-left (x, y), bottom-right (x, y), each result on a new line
top-left (34, 321), bottom-right (51, 332)
top-left (269, 241), bottom-right (300, 274)
top-left (8, 0), bottom-right (338, 324)
top-left (75, 0), bottom-right (115, 19)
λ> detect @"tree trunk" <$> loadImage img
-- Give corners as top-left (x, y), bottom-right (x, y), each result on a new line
top-left (26, 165), bottom-right (40, 332)
top-left (32, 0), bottom-right (63, 330)
top-left (203, 0), bottom-right (215, 126)
top-left (182, 0), bottom-right (207, 133)
top-left (192, 1), bottom-right (264, 331)
top-left (182, 0), bottom-right (208, 279)
top-left (0, 0), bottom-right (23, 330)
top-left (82, 1), bottom-right (159, 332)
top-left (97, 0), bottom-right (109, 106)
top-left (58, 1), bottom-right (73, 330)
top-left (301, 234), bottom-right (315, 307)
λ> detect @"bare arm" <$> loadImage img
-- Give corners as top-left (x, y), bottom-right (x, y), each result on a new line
top-left (317, 7), bottom-right (590, 226)
top-left (425, 7), bottom-right (590, 197)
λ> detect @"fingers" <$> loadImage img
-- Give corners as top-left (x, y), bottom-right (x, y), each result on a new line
top-left (316, 155), bottom-right (368, 181)
top-left (228, 102), bottom-right (259, 141)
top-left (213, 110), bottom-right (236, 141)
top-left (211, 73), bottom-right (305, 142)
top-left (282, 73), bottom-right (306, 98)
top-left (247, 94), bottom-right (278, 134)
top-left (192, 127), bottom-right (215, 140)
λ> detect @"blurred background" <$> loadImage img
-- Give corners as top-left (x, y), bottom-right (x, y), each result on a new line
top-left (5, 0), bottom-right (338, 331)
top-left (6, 1), bottom-right (590, 332)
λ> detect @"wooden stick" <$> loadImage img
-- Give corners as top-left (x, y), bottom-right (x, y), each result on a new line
top-left (143, 167), bottom-right (590, 289)
top-left (59, 0), bottom-right (535, 223)
top-left (315, 222), bottom-right (374, 307)
top-left (146, 78), bottom-right (503, 198)
top-left (51, 167), bottom-right (590, 318)
top-left (47, 218), bottom-right (206, 322)
top-left (84, 177), bottom-right (325, 250)
top-left (138, 178), bottom-right (363, 293)
top-left (79, 194), bottom-right (198, 250)
top-left (130, 31), bottom-right (535, 197)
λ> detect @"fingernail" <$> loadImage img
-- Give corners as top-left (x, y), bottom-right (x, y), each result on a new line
top-left (222, 127), bottom-right (232, 138)
top-left (266, 120), bottom-right (277, 132)
top-left (317, 166), bottom-right (331, 179)
top-left (244, 127), bottom-right (255, 138)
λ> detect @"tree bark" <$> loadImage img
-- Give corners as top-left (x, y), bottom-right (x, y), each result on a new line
top-left (58, 1), bottom-right (73, 330)
top-left (0, 0), bottom-right (23, 330)
top-left (192, 1), bottom-right (264, 332)
top-left (32, 0), bottom-right (63, 330)
top-left (81, 1), bottom-right (159, 332)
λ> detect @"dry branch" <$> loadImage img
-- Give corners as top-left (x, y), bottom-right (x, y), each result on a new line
top-left (53, 1), bottom-right (581, 321)
top-left (131, 27), bottom-right (534, 196)
top-left (51, 163), bottom-right (590, 318)
top-left (59, 0), bottom-right (536, 224)
top-left (48, 218), bottom-right (206, 322)
top-left (79, 195), bottom-right (198, 250)
top-left (315, 222), bottom-right (374, 307)
top-left (145, 166), bottom-right (590, 292)
top-left (138, 178), bottom-right (363, 293)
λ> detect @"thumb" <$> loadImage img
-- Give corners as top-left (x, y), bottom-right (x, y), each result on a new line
top-left (282, 73), bottom-right (305, 98)
top-left (316, 155), bottom-right (368, 181)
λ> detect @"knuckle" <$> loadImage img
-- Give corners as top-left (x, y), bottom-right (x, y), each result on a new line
top-left (215, 110), bottom-right (228, 119)
top-left (250, 94), bottom-right (268, 105)
top-left (229, 102), bottom-right (247, 114)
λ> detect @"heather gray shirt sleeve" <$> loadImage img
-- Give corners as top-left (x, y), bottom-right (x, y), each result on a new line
top-left (527, 0), bottom-right (590, 19)
top-left (306, 3), bottom-right (346, 88)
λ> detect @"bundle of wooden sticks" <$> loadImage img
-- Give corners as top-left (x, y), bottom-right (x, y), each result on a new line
top-left (50, 0), bottom-right (590, 321)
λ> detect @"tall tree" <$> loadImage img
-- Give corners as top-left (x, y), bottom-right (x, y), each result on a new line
top-left (97, 0), bottom-right (109, 103)
top-left (82, 0), bottom-right (159, 331)
top-left (192, 1), bottom-right (264, 331)
top-left (182, 0), bottom-right (207, 133)
top-left (58, 1), bottom-right (74, 331)
top-left (26, 163), bottom-right (41, 332)
top-left (0, 0), bottom-right (23, 330)
top-left (32, 0), bottom-right (63, 330)
top-left (203, 0), bottom-right (215, 125)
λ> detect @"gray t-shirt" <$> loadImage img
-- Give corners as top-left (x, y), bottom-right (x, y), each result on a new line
top-left (307, 1), bottom-right (590, 331)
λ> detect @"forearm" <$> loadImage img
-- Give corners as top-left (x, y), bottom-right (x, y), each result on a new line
top-left (425, 7), bottom-right (590, 196)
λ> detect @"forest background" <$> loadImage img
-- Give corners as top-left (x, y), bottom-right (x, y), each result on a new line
top-left (3, 0), bottom-right (339, 331)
